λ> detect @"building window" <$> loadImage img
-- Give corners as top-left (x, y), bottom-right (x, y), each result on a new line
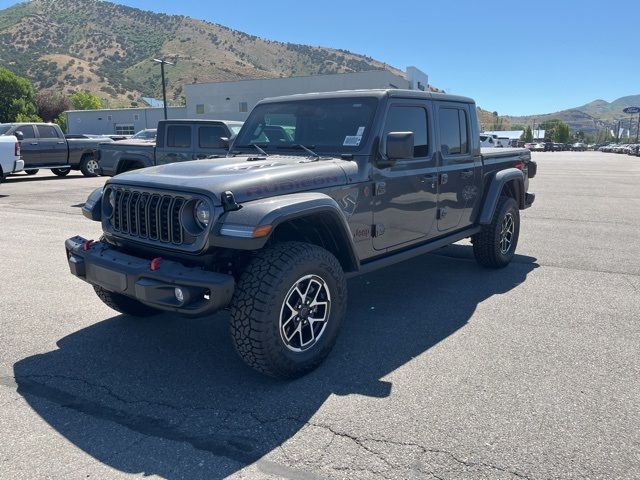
top-left (134, 114), bottom-right (140, 121)
top-left (239, 102), bottom-right (248, 113)
top-left (196, 104), bottom-right (205, 114)
top-left (115, 124), bottom-right (135, 135)
top-left (107, 115), bottom-right (112, 121)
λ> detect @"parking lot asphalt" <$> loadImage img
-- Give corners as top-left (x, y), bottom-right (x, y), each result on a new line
top-left (0, 151), bottom-right (638, 480)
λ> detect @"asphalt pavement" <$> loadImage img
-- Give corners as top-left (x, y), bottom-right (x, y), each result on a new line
top-left (0, 151), bottom-right (638, 479)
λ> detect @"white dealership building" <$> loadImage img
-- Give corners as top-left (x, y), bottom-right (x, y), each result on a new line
top-left (65, 67), bottom-right (429, 135)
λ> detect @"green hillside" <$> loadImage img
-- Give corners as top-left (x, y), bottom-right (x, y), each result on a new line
top-left (0, 0), bottom-right (402, 106)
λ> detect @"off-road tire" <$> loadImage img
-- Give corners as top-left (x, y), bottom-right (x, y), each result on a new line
top-left (230, 242), bottom-right (347, 379)
top-left (24, 169), bottom-right (39, 175)
top-left (80, 155), bottom-right (99, 177)
top-left (52, 167), bottom-right (71, 177)
top-left (473, 196), bottom-right (520, 268)
top-left (93, 285), bottom-right (160, 317)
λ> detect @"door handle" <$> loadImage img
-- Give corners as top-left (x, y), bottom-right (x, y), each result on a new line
top-left (57, 141), bottom-right (65, 144)
top-left (30, 142), bottom-right (39, 145)
top-left (461, 169), bottom-right (474, 179)
top-left (421, 175), bottom-right (438, 189)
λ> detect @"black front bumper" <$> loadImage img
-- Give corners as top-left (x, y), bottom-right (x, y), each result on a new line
top-left (65, 236), bottom-right (234, 316)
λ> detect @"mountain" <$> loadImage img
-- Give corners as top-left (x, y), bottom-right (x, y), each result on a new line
top-left (504, 95), bottom-right (640, 133)
top-left (0, 0), bottom-right (402, 107)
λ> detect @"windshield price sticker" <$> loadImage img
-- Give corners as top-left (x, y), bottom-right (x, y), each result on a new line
top-left (343, 136), bottom-right (362, 146)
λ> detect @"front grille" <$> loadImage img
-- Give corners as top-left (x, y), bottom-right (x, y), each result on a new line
top-left (107, 187), bottom-right (187, 246)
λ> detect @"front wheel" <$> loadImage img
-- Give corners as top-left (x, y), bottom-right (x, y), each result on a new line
top-left (473, 196), bottom-right (520, 268)
top-left (52, 167), bottom-right (71, 177)
top-left (80, 156), bottom-right (100, 177)
top-left (24, 169), bottom-right (39, 175)
top-left (230, 242), bottom-right (347, 378)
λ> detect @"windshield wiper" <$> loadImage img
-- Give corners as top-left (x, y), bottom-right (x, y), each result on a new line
top-left (290, 144), bottom-right (319, 159)
top-left (251, 144), bottom-right (268, 156)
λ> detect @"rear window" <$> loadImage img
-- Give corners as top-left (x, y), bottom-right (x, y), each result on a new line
top-left (16, 125), bottom-right (36, 139)
top-left (37, 125), bottom-right (60, 139)
top-left (439, 108), bottom-right (469, 155)
top-left (166, 125), bottom-right (191, 148)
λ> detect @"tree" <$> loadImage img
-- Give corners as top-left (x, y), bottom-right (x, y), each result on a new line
top-left (54, 113), bottom-right (67, 133)
top-left (36, 92), bottom-right (71, 122)
top-left (550, 121), bottom-right (570, 143)
top-left (521, 126), bottom-right (534, 143)
top-left (0, 67), bottom-right (38, 122)
top-left (70, 91), bottom-right (102, 110)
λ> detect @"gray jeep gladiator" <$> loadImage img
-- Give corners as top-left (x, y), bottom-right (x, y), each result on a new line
top-left (65, 89), bottom-right (536, 378)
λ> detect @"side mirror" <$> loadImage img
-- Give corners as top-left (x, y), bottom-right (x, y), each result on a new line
top-left (14, 131), bottom-right (24, 141)
top-left (219, 137), bottom-right (229, 149)
top-left (385, 132), bottom-right (414, 160)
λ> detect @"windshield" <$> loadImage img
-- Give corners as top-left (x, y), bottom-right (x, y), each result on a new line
top-left (233, 97), bottom-right (378, 154)
top-left (132, 129), bottom-right (156, 140)
top-left (0, 125), bottom-right (12, 135)
top-left (230, 125), bottom-right (243, 135)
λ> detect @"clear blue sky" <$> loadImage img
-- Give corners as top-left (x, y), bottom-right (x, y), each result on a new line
top-left (3, 0), bottom-right (639, 115)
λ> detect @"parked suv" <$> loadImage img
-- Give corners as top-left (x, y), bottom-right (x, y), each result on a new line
top-left (66, 89), bottom-right (536, 378)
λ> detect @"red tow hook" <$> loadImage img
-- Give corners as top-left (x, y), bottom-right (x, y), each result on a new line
top-left (150, 257), bottom-right (163, 271)
top-left (83, 239), bottom-right (94, 251)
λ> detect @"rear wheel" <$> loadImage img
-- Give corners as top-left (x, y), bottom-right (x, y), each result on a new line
top-left (230, 242), bottom-right (347, 378)
top-left (52, 167), bottom-right (71, 177)
top-left (24, 169), bottom-right (39, 175)
top-left (80, 156), bottom-right (100, 177)
top-left (93, 285), bottom-right (161, 317)
top-left (473, 196), bottom-right (520, 268)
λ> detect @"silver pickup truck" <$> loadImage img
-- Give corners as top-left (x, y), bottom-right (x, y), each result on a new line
top-left (97, 119), bottom-right (243, 176)
top-left (0, 122), bottom-right (112, 177)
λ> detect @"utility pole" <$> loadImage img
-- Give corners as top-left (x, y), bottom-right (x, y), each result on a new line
top-left (637, 113), bottom-right (640, 142)
top-left (153, 59), bottom-right (174, 120)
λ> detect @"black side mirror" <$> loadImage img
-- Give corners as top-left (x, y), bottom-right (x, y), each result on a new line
top-left (14, 131), bottom-right (24, 141)
top-left (386, 132), bottom-right (414, 160)
top-left (219, 137), bottom-right (229, 149)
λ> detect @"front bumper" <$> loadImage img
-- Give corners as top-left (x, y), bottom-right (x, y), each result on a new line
top-left (65, 236), bottom-right (234, 316)
top-left (13, 159), bottom-right (24, 173)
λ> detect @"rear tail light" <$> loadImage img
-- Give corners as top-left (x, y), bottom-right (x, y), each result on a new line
top-left (14, 142), bottom-right (20, 157)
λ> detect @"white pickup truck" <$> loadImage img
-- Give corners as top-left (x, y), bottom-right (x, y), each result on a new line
top-left (0, 135), bottom-right (24, 184)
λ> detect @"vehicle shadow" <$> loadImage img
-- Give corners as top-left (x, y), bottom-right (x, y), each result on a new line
top-left (13, 247), bottom-right (538, 478)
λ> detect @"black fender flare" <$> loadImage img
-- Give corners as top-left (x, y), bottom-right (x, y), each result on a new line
top-left (211, 192), bottom-right (360, 272)
top-left (115, 154), bottom-right (151, 174)
top-left (478, 168), bottom-right (525, 225)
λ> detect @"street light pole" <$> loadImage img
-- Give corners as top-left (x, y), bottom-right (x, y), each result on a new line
top-left (153, 58), bottom-right (174, 120)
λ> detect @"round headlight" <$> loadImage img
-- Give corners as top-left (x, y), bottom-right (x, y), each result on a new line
top-left (195, 200), bottom-right (211, 228)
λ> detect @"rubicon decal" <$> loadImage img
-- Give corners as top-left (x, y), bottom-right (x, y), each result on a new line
top-left (245, 175), bottom-right (341, 197)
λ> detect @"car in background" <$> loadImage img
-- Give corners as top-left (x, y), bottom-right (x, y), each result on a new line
top-left (531, 143), bottom-right (546, 152)
top-left (98, 119), bottom-right (243, 176)
top-left (0, 122), bottom-right (112, 177)
top-left (571, 142), bottom-right (587, 151)
top-left (480, 134), bottom-right (498, 147)
top-left (0, 134), bottom-right (23, 184)
top-left (127, 129), bottom-right (157, 142)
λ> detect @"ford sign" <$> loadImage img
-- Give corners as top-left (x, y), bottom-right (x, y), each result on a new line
top-left (623, 106), bottom-right (640, 114)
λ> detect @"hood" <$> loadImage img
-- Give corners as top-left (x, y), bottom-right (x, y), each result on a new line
top-left (108, 155), bottom-right (356, 204)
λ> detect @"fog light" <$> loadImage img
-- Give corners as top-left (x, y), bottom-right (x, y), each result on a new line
top-left (174, 287), bottom-right (185, 303)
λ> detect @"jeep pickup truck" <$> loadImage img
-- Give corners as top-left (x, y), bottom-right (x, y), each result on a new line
top-left (97, 119), bottom-right (244, 176)
top-left (66, 89), bottom-right (536, 378)
top-left (0, 122), bottom-right (112, 177)
top-left (0, 135), bottom-right (23, 183)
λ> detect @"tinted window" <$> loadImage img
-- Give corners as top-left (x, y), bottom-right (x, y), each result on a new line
top-left (233, 97), bottom-right (378, 153)
top-left (0, 125), bottom-right (11, 135)
top-left (16, 125), bottom-right (36, 139)
top-left (37, 125), bottom-right (59, 139)
top-left (383, 106), bottom-right (428, 157)
top-left (199, 126), bottom-right (227, 148)
top-left (166, 125), bottom-right (191, 148)
top-left (439, 108), bottom-right (469, 155)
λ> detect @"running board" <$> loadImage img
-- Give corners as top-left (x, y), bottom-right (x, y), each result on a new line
top-left (25, 165), bottom-right (72, 169)
top-left (349, 226), bottom-right (481, 278)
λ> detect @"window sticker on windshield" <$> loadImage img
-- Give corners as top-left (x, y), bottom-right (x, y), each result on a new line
top-left (356, 126), bottom-right (365, 136)
top-left (344, 135), bottom-right (362, 146)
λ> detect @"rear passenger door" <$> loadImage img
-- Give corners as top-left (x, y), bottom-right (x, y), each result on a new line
top-left (435, 103), bottom-right (481, 232)
top-left (194, 124), bottom-right (230, 159)
top-left (35, 124), bottom-right (67, 166)
top-left (156, 124), bottom-right (193, 165)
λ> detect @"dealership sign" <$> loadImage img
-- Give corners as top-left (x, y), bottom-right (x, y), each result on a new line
top-left (623, 106), bottom-right (640, 114)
